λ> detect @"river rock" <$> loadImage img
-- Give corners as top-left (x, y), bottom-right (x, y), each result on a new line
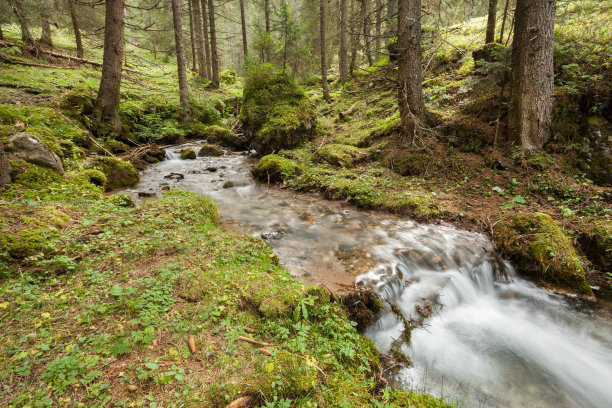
top-left (164, 172), bottom-right (184, 181)
top-left (198, 144), bottom-right (223, 157)
top-left (4, 132), bottom-right (64, 174)
top-left (222, 180), bottom-right (250, 188)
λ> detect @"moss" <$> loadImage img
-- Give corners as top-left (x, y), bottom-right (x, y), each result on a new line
top-left (389, 390), bottom-right (453, 408)
top-left (105, 139), bottom-right (130, 154)
top-left (493, 213), bottom-right (592, 295)
top-left (220, 69), bottom-right (236, 85)
top-left (472, 43), bottom-right (508, 63)
top-left (93, 157), bottom-right (139, 191)
top-left (108, 193), bottom-right (135, 208)
top-left (77, 169), bottom-right (107, 189)
top-left (314, 144), bottom-right (370, 167)
top-left (148, 190), bottom-right (218, 225)
top-left (202, 125), bottom-right (247, 150)
top-left (252, 154), bottom-right (298, 183)
top-left (340, 290), bottom-right (383, 332)
top-left (197, 144), bottom-right (223, 157)
top-left (180, 149), bottom-right (196, 160)
top-left (577, 219), bottom-right (612, 272)
top-left (10, 161), bottom-right (62, 189)
top-left (60, 86), bottom-right (95, 116)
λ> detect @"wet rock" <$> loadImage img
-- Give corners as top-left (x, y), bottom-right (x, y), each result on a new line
top-left (164, 172), bottom-right (184, 181)
top-left (261, 230), bottom-right (283, 240)
top-left (161, 185), bottom-right (170, 191)
top-left (222, 180), bottom-right (249, 188)
top-left (145, 145), bottom-right (166, 163)
top-left (207, 167), bottom-right (218, 172)
top-left (5, 132), bottom-right (64, 174)
top-left (181, 149), bottom-right (196, 160)
top-left (138, 191), bottom-right (156, 198)
top-left (198, 144), bottom-right (224, 157)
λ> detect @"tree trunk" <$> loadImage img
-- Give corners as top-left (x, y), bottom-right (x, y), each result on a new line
top-left (339, 0), bottom-right (349, 83)
top-left (96, 0), bottom-right (124, 132)
top-left (361, 0), bottom-right (373, 66)
top-left (0, 142), bottom-right (10, 186)
top-left (486, 0), bottom-right (498, 44)
top-left (498, 0), bottom-right (510, 43)
top-left (40, 19), bottom-right (53, 47)
top-left (386, 0), bottom-right (397, 37)
top-left (507, 0), bottom-right (556, 154)
top-left (207, 0), bottom-right (219, 88)
top-left (170, 0), bottom-right (190, 111)
top-left (239, 0), bottom-right (248, 58)
top-left (397, 0), bottom-right (425, 141)
top-left (201, 0), bottom-right (212, 79)
top-left (191, 0), bottom-right (206, 78)
top-left (8, 0), bottom-right (33, 44)
top-left (265, 0), bottom-right (270, 34)
top-left (320, 0), bottom-right (330, 101)
top-left (375, 0), bottom-right (382, 60)
top-left (68, 0), bottom-right (83, 58)
top-left (0, 25), bottom-right (3, 41)
top-left (349, 0), bottom-right (358, 74)
top-left (188, 0), bottom-right (197, 71)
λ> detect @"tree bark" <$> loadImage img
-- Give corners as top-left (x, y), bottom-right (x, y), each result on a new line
top-left (320, 0), bottom-right (330, 101)
top-left (8, 0), bottom-right (33, 44)
top-left (170, 0), bottom-right (190, 111)
top-left (96, 0), bottom-right (124, 132)
top-left (264, 0), bottom-right (270, 34)
top-left (361, 0), bottom-right (373, 66)
top-left (207, 0), bottom-right (219, 88)
top-left (0, 141), bottom-right (10, 186)
top-left (68, 0), bottom-right (83, 58)
top-left (201, 0), bottom-right (212, 79)
top-left (397, 0), bottom-right (425, 141)
top-left (375, 0), bottom-right (382, 60)
top-left (339, 0), bottom-right (349, 83)
top-left (507, 0), bottom-right (556, 154)
top-left (40, 19), bottom-right (53, 47)
top-left (349, 0), bottom-right (358, 74)
top-left (188, 0), bottom-right (196, 71)
top-left (239, 0), bottom-right (248, 58)
top-left (191, 0), bottom-right (206, 78)
top-left (498, 0), bottom-right (510, 43)
top-left (0, 25), bottom-right (3, 41)
top-left (486, 0), bottom-right (498, 44)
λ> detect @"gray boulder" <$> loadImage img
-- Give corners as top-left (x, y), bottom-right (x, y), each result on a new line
top-left (5, 133), bottom-right (64, 174)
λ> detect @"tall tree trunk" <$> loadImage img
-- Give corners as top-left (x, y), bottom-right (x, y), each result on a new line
top-left (498, 0), bottom-right (510, 43)
top-left (397, 0), bottom-right (425, 141)
top-left (339, 0), bottom-right (349, 83)
top-left (320, 0), bottom-right (330, 101)
top-left (40, 19), bottom-right (53, 47)
top-left (0, 25), bottom-right (3, 41)
top-left (361, 0), bottom-right (373, 66)
top-left (0, 142), bottom-right (10, 186)
top-left (507, 0), bottom-right (556, 154)
top-left (375, 0), bottom-right (382, 60)
top-left (188, 0), bottom-right (197, 71)
top-left (385, 0), bottom-right (397, 37)
top-left (486, 0), bottom-right (498, 44)
top-left (191, 0), bottom-right (206, 78)
top-left (265, 0), bottom-right (271, 34)
top-left (207, 0), bottom-right (219, 88)
top-left (96, 0), bottom-right (124, 132)
top-left (68, 0), bottom-right (83, 58)
top-left (8, 0), bottom-right (33, 44)
top-left (239, 0), bottom-right (248, 58)
top-left (170, 0), bottom-right (190, 111)
top-left (349, 0), bottom-right (358, 74)
top-left (201, 0), bottom-right (212, 79)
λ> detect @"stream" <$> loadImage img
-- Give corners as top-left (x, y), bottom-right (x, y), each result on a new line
top-left (122, 143), bottom-right (612, 408)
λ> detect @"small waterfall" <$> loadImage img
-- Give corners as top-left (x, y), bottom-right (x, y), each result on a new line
top-left (165, 149), bottom-right (181, 160)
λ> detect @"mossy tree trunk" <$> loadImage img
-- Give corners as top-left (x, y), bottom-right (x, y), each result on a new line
top-left (170, 0), bottom-right (191, 111)
top-left (507, 0), bottom-right (556, 154)
top-left (239, 0), bottom-right (248, 58)
top-left (68, 0), bottom-right (83, 58)
top-left (339, 0), bottom-right (349, 83)
top-left (191, 0), bottom-right (206, 78)
top-left (207, 0), bottom-right (220, 88)
top-left (0, 142), bottom-right (10, 186)
top-left (349, 0), bottom-right (358, 74)
top-left (397, 0), bottom-right (425, 142)
top-left (96, 0), bottom-right (124, 132)
top-left (360, 0), bottom-right (373, 66)
top-left (486, 0), bottom-right (498, 44)
top-left (200, 0), bottom-right (212, 79)
top-left (8, 0), bottom-right (33, 44)
top-left (188, 0), bottom-right (197, 71)
top-left (40, 19), bottom-right (53, 47)
top-left (320, 0), bottom-right (330, 101)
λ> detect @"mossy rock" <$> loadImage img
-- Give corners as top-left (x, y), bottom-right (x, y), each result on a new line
top-left (180, 149), bottom-right (196, 160)
top-left (244, 350), bottom-right (317, 400)
top-left (314, 144), bottom-right (369, 167)
top-left (77, 169), bottom-right (107, 189)
top-left (105, 139), bottom-right (130, 154)
top-left (577, 219), bottom-right (612, 272)
top-left (203, 125), bottom-right (248, 150)
top-left (93, 157), bottom-right (139, 191)
top-left (108, 193), bottom-right (135, 208)
top-left (493, 213), bottom-right (592, 295)
top-left (60, 86), bottom-right (95, 116)
top-left (145, 145), bottom-right (166, 163)
top-left (240, 68), bottom-right (317, 155)
top-left (252, 154), bottom-right (298, 183)
top-left (340, 290), bottom-right (383, 332)
top-left (198, 144), bottom-right (223, 157)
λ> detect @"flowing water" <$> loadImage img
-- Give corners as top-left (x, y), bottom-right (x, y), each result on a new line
top-left (123, 144), bottom-right (612, 408)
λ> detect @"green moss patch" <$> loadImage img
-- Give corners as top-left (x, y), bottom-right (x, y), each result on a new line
top-left (252, 154), bottom-right (298, 183)
top-left (93, 157), bottom-right (139, 191)
top-left (197, 144), bottom-right (223, 157)
top-left (180, 149), bottom-right (196, 160)
top-left (314, 144), bottom-right (370, 167)
top-left (577, 218), bottom-right (612, 272)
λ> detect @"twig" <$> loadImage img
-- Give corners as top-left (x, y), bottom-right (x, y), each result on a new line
top-left (236, 335), bottom-right (273, 347)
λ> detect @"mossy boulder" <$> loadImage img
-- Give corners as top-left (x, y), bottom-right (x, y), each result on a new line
top-left (577, 219), bottom-right (612, 272)
top-left (144, 145), bottom-right (166, 163)
top-left (60, 86), bottom-right (95, 116)
top-left (180, 149), bottom-right (196, 160)
top-left (93, 157), bottom-right (139, 191)
top-left (198, 144), bottom-right (223, 157)
top-left (203, 125), bottom-right (248, 150)
top-left (314, 144), bottom-right (369, 167)
top-left (493, 213), bottom-right (592, 295)
top-left (244, 350), bottom-right (317, 400)
top-left (341, 290), bottom-right (383, 332)
top-left (77, 169), bottom-right (107, 189)
top-left (240, 67), bottom-right (316, 155)
top-left (252, 154), bottom-right (298, 183)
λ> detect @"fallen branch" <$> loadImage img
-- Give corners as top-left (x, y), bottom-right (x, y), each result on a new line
top-left (236, 335), bottom-right (273, 347)
top-left (55, 111), bottom-right (114, 157)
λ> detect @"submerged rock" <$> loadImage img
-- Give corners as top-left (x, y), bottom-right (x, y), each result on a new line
top-left (222, 180), bottom-right (250, 188)
top-left (5, 133), bottom-right (64, 174)
top-left (164, 172), bottom-right (184, 181)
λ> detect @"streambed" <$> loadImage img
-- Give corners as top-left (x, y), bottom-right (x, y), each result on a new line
top-left (122, 144), bottom-right (612, 408)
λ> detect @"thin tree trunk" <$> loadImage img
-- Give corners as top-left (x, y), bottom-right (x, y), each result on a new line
top-left (507, 0), bottom-right (556, 154)
top-left (188, 0), bottom-right (197, 71)
top-left (201, 0), bottom-right (212, 79)
top-left (349, 0), bottom-right (358, 74)
top-left (207, 0), bottom-right (219, 88)
top-left (239, 0), bottom-right (248, 58)
top-left (265, 0), bottom-right (271, 34)
top-left (397, 0), bottom-right (425, 141)
top-left (170, 0), bottom-right (190, 111)
top-left (375, 0), bottom-right (382, 60)
top-left (0, 142), bottom-right (10, 186)
top-left (8, 0), bottom-right (33, 44)
top-left (339, 0), bottom-right (349, 83)
top-left (386, 0), bottom-right (397, 37)
top-left (0, 25), bottom-right (3, 41)
top-left (96, 0), bottom-right (124, 132)
top-left (486, 0), bottom-right (498, 44)
top-left (40, 19), bottom-right (53, 47)
top-left (361, 0), bottom-right (373, 66)
top-left (191, 0), bottom-right (206, 78)
top-left (498, 0), bottom-right (510, 43)
top-left (68, 0), bottom-right (83, 58)
top-left (320, 0), bottom-right (330, 101)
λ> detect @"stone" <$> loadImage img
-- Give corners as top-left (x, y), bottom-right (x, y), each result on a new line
top-left (5, 132), bottom-right (64, 174)
top-left (198, 144), bottom-right (224, 157)
top-left (222, 180), bottom-right (250, 188)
